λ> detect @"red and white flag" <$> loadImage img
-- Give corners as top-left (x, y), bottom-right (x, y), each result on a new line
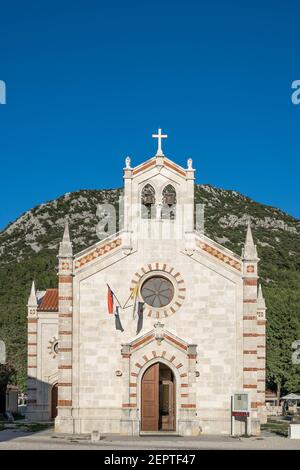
top-left (107, 284), bottom-right (114, 314)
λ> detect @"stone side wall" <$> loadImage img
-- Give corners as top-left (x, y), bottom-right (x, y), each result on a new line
top-left (27, 313), bottom-right (58, 421)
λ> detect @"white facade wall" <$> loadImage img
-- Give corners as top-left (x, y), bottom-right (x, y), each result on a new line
top-left (27, 154), bottom-right (265, 435)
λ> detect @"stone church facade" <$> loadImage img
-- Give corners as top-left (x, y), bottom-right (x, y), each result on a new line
top-left (26, 132), bottom-right (267, 435)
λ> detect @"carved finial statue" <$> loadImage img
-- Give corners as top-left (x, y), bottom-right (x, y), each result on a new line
top-left (154, 321), bottom-right (165, 344)
top-left (187, 158), bottom-right (193, 169)
top-left (125, 156), bottom-right (131, 169)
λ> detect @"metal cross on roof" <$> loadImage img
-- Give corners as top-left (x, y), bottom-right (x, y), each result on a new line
top-left (152, 128), bottom-right (168, 156)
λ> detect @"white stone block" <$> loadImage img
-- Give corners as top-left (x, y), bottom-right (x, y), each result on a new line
top-left (289, 424), bottom-right (300, 439)
top-left (91, 430), bottom-right (101, 442)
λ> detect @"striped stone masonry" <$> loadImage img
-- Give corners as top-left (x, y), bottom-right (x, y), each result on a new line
top-left (196, 239), bottom-right (242, 271)
top-left (242, 258), bottom-right (259, 412)
top-left (27, 306), bottom-right (38, 410)
top-left (131, 156), bottom-right (187, 178)
top-left (256, 306), bottom-right (267, 406)
top-left (57, 254), bottom-right (73, 412)
top-left (74, 238), bottom-right (122, 270)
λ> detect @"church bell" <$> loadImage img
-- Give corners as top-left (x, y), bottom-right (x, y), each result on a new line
top-left (164, 192), bottom-right (176, 205)
top-left (143, 193), bottom-right (155, 205)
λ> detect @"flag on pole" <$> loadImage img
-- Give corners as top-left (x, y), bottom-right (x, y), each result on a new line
top-left (131, 284), bottom-right (140, 319)
top-left (107, 284), bottom-right (114, 314)
top-left (115, 306), bottom-right (124, 332)
top-left (107, 284), bottom-right (124, 331)
top-left (130, 284), bottom-right (139, 300)
top-left (136, 302), bottom-right (144, 335)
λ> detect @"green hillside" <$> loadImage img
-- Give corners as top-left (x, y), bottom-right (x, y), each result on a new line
top-left (0, 185), bottom-right (299, 397)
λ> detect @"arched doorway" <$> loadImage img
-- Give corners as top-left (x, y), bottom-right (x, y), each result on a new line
top-left (141, 362), bottom-right (175, 431)
top-left (51, 383), bottom-right (58, 419)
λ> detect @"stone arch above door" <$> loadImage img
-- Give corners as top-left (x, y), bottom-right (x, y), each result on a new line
top-left (120, 323), bottom-right (198, 414)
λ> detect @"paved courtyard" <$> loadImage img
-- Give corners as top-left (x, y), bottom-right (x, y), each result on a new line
top-left (0, 428), bottom-right (300, 450)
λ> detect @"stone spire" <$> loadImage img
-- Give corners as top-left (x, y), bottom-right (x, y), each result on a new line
top-left (27, 280), bottom-right (37, 307)
top-left (257, 284), bottom-right (266, 310)
top-left (59, 219), bottom-right (73, 257)
top-left (242, 220), bottom-right (258, 260)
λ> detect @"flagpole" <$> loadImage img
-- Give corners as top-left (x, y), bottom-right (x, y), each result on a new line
top-left (123, 283), bottom-right (140, 316)
top-left (122, 292), bottom-right (133, 309)
top-left (132, 290), bottom-right (138, 319)
top-left (113, 293), bottom-right (122, 308)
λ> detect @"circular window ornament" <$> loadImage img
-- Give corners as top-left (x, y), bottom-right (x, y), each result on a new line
top-left (141, 276), bottom-right (174, 308)
top-left (129, 263), bottom-right (186, 319)
top-left (48, 337), bottom-right (59, 358)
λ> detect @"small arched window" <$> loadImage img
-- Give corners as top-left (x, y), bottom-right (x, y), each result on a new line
top-left (162, 185), bottom-right (176, 219)
top-left (141, 184), bottom-right (156, 219)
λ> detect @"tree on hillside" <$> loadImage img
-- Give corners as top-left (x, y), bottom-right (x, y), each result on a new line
top-left (0, 362), bottom-right (15, 387)
top-left (266, 287), bottom-right (300, 403)
top-left (0, 362), bottom-right (16, 412)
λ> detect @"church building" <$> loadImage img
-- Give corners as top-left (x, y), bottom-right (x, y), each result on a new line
top-left (26, 130), bottom-right (267, 435)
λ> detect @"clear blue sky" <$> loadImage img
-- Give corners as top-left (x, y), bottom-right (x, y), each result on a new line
top-left (1, 0), bottom-right (300, 229)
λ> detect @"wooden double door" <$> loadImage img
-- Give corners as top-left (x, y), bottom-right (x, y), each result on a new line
top-left (51, 383), bottom-right (58, 419)
top-left (141, 363), bottom-right (175, 432)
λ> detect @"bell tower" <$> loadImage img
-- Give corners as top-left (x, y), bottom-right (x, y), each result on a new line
top-left (122, 129), bottom-right (196, 252)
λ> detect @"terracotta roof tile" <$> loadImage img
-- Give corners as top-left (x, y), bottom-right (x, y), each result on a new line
top-left (37, 288), bottom-right (58, 312)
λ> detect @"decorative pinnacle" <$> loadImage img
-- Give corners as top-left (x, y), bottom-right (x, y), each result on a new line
top-left (242, 219), bottom-right (258, 260)
top-left (28, 280), bottom-right (38, 307)
top-left (257, 284), bottom-right (266, 310)
top-left (59, 218), bottom-right (73, 257)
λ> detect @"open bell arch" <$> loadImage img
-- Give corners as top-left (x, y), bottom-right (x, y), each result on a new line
top-left (162, 184), bottom-right (177, 219)
top-left (141, 183), bottom-right (156, 219)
